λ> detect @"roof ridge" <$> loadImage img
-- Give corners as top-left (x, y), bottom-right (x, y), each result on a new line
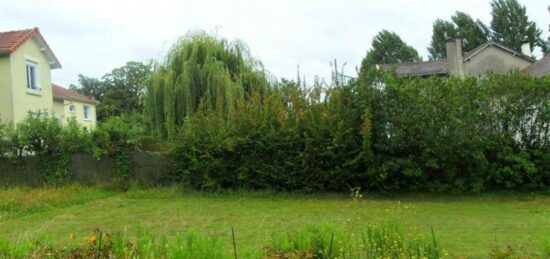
top-left (52, 84), bottom-right (99, 105)
top-left (8, 27), bottom-right (38, 52)
top-left (0, 27), bottom-right (36, 34)
top-left (380, 58), bottom-right (447, 67)
top-left (463, 41), bottom-right (535, 62)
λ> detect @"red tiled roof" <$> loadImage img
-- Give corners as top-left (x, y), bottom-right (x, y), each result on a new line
top-left (0, 28), bottom-right (38, 53)
top-left (52, 84), bottom-right (99, 105)
top-left (0, 27), bottom-right (61, 68)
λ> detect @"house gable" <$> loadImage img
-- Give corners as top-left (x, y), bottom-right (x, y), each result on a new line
top-left (0, 28), bottom-right (61, 69)
top-left (463, 44), bottom-right (533, 77)
top-left (8, 37), bottom-right (55, 122)
top-left (52, 84), bottom-right (98, 129)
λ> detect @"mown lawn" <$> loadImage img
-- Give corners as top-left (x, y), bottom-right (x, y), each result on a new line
top-left (0, 186), bottom-right (549, 258)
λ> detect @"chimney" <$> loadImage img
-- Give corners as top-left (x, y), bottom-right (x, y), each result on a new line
top-left (521, 38), bottom-right (532, 57)
top-left (446, 38), bottom-right (465, 77)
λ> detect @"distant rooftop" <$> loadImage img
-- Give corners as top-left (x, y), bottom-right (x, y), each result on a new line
top-left (52, 84), bottom-right (99, 105)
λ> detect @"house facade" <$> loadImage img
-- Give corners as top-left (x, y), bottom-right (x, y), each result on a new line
top-left (0, 28), bottom-right (97, 128)
top-left (380, 39), bottom-right (537, 78)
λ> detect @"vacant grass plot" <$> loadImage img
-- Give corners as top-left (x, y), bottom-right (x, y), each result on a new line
top-left (0, 186), bottom-right (549, 258)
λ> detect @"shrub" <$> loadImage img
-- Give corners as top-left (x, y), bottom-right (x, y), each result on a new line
top-left (169, 73), bottom-right (550, 193)
top-left (92, 115), bottom-right (145, 187)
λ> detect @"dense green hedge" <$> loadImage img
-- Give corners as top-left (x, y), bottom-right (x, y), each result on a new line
top-left (170, 74), bottom-right (550, 192)
top-left (0, 114), bottom-right (144, 185)
top-left (2, 73), bottom-right (548, 192)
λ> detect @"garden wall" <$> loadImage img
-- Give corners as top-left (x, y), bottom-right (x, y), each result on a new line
top-left (0, 151), bottom-right (174, 186)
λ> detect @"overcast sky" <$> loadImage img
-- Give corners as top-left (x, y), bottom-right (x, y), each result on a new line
top-left (1, 0), bottom-right (548, 86)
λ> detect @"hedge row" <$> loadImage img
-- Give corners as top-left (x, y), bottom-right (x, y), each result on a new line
top-left (170, 74), bottom-right (550, 192)
top-left (0, 114), bottom-right (144, 185)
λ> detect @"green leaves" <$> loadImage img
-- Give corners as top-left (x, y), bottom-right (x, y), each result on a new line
top-left (168, 73), bottom-right (550, 193)
top-left (490, 0), bottom-right (543, 53)
top-left (428, 12), bottom-right (490, 59)
top-left (70, 62), bottom-right (152, 121)
top-left (145, 31), bottom-right (268, 140)
top-left (362, 30), bottom-right (421, 69)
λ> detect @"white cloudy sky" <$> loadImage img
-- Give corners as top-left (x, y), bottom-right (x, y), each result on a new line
top-left (1, 0), bottom-right (548, 86)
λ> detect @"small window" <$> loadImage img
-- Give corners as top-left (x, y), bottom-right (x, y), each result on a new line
top-left (69, 105), bottom-right (76, 113)
top-left (26, 60), bottom-right (40, 91)
top-left (83, 105), bottom-right (91, 120)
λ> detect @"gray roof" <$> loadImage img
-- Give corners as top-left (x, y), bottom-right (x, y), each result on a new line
top-left (523, 54), bottom-right (550, 77)
top-left (379, 41), bottom-right (535, 77)
top-left (379, 59), bottom-right (448, 77)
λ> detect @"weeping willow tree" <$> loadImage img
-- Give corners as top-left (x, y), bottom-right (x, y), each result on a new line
top-left (145, 31), bottom-right (270, 139)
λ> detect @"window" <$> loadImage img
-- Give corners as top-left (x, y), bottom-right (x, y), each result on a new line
top-left (69, 105), bottom-right (76, 113)
top-left (26, 60), bottom-right (39, 91)
top-left (83, 105), bottom-right (91, 120)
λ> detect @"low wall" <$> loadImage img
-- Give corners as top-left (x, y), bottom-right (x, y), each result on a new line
top-left (0, 151), bottom-right (174, 186)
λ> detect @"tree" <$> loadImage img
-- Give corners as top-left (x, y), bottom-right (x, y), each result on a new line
top-left (358, 30), bottom-right (420, 87)
top-left (144, 31), bottom-right (269, 139)
top-left (70, 61), bottom-right (152, 121)
top-left (490, 0), bottom-right (543, 53)
top-left (70, 75), bottom-right (103, 101)
top-left (452, 12), bottom-right (491, 51)
top-left (100, 61), bottom-right (151, 119)
top-left (362, 30), bottom-right (421, 68)
top-left (428, 20), bottom-right (457, 60)
top-left (428, 12), bottom-right (490, 59)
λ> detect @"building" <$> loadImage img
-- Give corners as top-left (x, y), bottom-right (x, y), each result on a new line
top-left (521, 6), bottom-right (550, 78)
top-left (0, 27), bottom-right (97, 128)
top-left (522, 54), bottom-right (550, 77)
top-left (380, 39), bottom-right (536, 78)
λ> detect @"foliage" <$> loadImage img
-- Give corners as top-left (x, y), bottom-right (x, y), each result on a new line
top-left (266, 223), bottom-right (440, 258)
top-left (1, 113), bottom-right (95, 185)
top-left (1, 228), bottom-right (228, 259)
top-left (70, 74), bottom-right (104, 101)
top-left (428, 12), bottom-right (490, 59)
top-left (427, 19), bottom-right (457, 60)
top-left (70, 61), bottom-right (152, 121)
top-left (490, 0), bottom-right (544, 53)
top-left (0, 113), bottom-right (144, 186)
top-left (170, 73), bottom-right (550, 193)
top-left (361, 30), bottom-right (421, 70)
top-left (100, 61), bottom-right (152, 119)
top-left (171, 80), bottom-right (368, 191)
top-left (92, 115), bottom-right (145, 183)
top-left (358, 30), bottom-right (422, 107)
top-left (145, 31), bottom-right (270, 140)
top-left (15, 112), bottom-right (69, 184)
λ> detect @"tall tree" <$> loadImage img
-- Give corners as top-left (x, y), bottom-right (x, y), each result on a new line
top-left (428, 20), bottom-right (458, 60)
top-left (144, 31), bottom-right (269, 139)
top-left (70, 75), bottom-right (103, 101)
top-left (428, 12), bottom-right (490, 59)
top-left (358, 30), bottom-right (421, 90)
top-left (70, 61), bottom-right (151, 121)
top-left (362, 30), bottom-right (421, 68)
top-left (100, 61), bottom-right (151, 119)
top-left (452, 12), bottom-right (491, 51)
top-left (490, 0), bottom-right (542, 53)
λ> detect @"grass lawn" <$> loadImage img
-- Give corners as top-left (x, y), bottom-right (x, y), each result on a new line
top-left (1, 186), bottom-right (549, 258)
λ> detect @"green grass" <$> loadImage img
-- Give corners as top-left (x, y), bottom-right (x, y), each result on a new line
top-left (0, 186), bottom-right (549, 258)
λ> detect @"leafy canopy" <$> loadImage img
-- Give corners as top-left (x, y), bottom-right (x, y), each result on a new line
top-left (144, 31), bottom-right (270, 139)
top-left (428, 12), bottom-right (490, 59)
top-left (362, 30), bottom-right (421, 68)
top-left (358, 30), bottom-right (420, 88)
top-left (70, 62), bottom-right (152, 121)
top-left (490, 0), bottom-right (544, 53)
